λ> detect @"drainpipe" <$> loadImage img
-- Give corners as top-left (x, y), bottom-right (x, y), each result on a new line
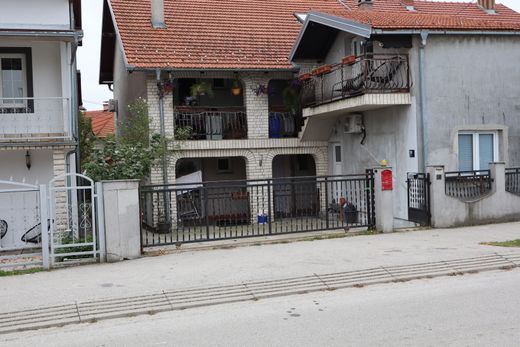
top-left (156, 69), bottom-right (168, 186)
top-left (418, 31), bottom-right (429, 172)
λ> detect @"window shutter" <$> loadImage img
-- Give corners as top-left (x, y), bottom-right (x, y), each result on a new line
top-left (478, 134), bottom-right (494, 170)
top-left (458, 134), bottom-right (473, 171)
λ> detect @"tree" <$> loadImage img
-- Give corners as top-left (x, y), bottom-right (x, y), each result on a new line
top-left (81, 98), bottom-right (167, 182)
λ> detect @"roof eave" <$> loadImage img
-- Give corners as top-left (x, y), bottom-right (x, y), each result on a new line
top-left (289, 11), bottom-right (372, 62)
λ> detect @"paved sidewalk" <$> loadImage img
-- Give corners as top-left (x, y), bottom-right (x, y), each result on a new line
top-left (0, 222), bottom-right (519, 313)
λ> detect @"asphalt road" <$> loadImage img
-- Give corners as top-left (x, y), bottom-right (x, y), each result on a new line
top-left (2, 268), bottom-right (520, 347)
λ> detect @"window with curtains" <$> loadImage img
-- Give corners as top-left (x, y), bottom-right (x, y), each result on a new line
top-left (0, 54), bottom-right (27, 106)
top-left (458, 132), bottom-right (497, 171)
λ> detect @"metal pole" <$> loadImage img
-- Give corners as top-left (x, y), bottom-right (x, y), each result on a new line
top-left (96, 182), bottom-right (107, 263)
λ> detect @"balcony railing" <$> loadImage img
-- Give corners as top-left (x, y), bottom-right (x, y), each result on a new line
top-left (506, 167), bottom-right (520, 195)
top-left (445, 170), bottom-right (492, 201)
top-left (300, 54), bottom-right (410, 108)
top-left (0, 97), bottom-right (72, 142)
top-left (174, 107), bottom-right (247, 140)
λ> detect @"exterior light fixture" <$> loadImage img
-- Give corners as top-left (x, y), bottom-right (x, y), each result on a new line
top-left (25, 151), bottom-right (32, 170)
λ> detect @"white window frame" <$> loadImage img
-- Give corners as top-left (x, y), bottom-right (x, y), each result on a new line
top-left (0, 53), bottom-right (28, 107)
top-left (458, 131), bottom-right (499, 171)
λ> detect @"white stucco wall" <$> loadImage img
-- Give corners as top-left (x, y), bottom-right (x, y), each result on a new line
top-left (424, 35), bottom-right (520, 170)
top-left (0, 0), bottom-right (70, 30)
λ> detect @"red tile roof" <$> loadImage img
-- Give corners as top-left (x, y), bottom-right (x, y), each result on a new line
top-left (84, 110), bottom-right (115, 138)
top-left (108, 0), bottom-right (520, 70)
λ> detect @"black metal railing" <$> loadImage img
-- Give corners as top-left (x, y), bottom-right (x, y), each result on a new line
top-left (140, 171), bottom-right (375, 247)
top-left (174, 107), bottom-right (247, 140)
top-left (268, 112), bottom-right (302, 138)
top-left (301, 54), bottom-right (410, 107)
top-left (407, 173), bottom-right (431, 226)
top-left (445, 170), bottom-right (492, 201)
top-left (506, 167), bottom-right (520, 195)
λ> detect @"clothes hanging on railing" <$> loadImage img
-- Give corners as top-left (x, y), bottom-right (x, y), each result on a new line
top-left (269, 112), bottom-right (296, 138)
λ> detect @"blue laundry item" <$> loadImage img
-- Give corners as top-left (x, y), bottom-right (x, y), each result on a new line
top-left (269, 114), bottom-right (282, 138)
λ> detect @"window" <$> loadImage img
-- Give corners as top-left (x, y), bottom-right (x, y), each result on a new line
top-left (458, 132), bottom-right (498, 171)
top-left (0, 55), bottom-right (27, 106)
top-left (217, 158), bottom-right (232, 173)
top-left (0, 48), bottom-right (33, 110)
top-left (335, 145), bottom-right (342, 163)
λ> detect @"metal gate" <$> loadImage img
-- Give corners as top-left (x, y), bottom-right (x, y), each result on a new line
top-left (48, 173), bottom-right (105, 266)
top-left (407, 172), bottom-right (431, 226)
top-left (140, 172), bottom-right (376, 247)
top-left (0, 180), bottom-right (45, 270)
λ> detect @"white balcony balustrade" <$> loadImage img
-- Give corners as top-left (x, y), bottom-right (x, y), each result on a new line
top-left (0, 97), bottom-right (72, 142)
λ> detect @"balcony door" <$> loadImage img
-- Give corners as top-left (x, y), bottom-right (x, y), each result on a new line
top-left (0, 54), bottom-right (27, 108)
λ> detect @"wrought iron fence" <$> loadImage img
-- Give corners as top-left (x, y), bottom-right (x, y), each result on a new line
top-left (445, 170), bottom-right (492, 201)
top-left (506, 167), bottom-right (520, 195)
top-left (174, 108), bottom-right (247, 140)
top-left (0, 97), bottom-right (71, 142)
top-left (140, 172), bottom-right (375, 247)
top-left (301, 54), bottom-right (410, 107)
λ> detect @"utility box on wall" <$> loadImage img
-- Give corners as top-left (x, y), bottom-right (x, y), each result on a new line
top-left (343, 114), bottom-right (363, 134)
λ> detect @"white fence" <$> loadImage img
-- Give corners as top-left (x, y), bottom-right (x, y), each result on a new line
top-left (0, 174), bottom-right (105, 270)
top-left (0, 97), bottom-right (72, 142)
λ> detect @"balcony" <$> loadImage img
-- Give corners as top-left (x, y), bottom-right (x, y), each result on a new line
top-left (300, 54), bottom-right (411, 117)
top-left (174, 107), bottom-right (247, 140)
top-left (0, 97), bottom-right (72, 143)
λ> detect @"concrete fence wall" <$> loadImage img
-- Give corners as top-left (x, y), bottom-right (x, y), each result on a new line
top-left (427, 163), bottom-right (520, 228)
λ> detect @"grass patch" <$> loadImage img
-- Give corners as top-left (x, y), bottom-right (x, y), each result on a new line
top-left (0, 268), bottom-right (43, 277)
top-left (480, 239), bottom-right (520, 248)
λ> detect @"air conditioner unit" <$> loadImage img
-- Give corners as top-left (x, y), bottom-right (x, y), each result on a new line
top-left (343, 114), bottom-right (363, 134)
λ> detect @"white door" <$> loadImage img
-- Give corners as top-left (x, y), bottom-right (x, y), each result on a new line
top-left (328, 143), bottom-right (344, 209)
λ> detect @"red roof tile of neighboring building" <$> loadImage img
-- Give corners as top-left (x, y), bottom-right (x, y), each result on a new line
top-left (84, 110), bottom-right (115, 138)
top-left (108, 0), bottom-right (520, 70)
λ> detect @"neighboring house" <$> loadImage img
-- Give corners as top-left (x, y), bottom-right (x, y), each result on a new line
top-left (0, 0), bottom-right (83, 250)
top-left (0, 0), bottom-right (82, 183)
top-left (84, 106), bottom-right (115, 139)
top-left (100, 0), bottom-right (520, 225)
top-left (288, 0), bottom-right (520, 222)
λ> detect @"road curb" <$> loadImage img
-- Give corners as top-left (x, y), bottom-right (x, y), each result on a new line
top-left (1, 251), bottom-right (519, 335)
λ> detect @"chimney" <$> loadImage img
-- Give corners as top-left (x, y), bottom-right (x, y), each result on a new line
top-left (358, 0), bottom-right (373, 9)
top-left (103, 102), bottom-right (109, 112)
top-left (151, 0), bottom-right (165, 28)
top-left (478, 0), bottom-right (496, 13)
top-left (401, 0), bottom-right (415, 11)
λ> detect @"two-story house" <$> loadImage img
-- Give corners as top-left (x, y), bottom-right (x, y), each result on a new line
top-left (0, 0), bottom-right (82, 185)
top-left (289, 0), bottom-right (520, 223)
top-left (100, 0), bottom-right (520, 228)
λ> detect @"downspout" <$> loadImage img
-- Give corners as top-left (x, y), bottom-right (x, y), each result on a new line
top-left (418, 31), bottom-right (429, 172)
top-left (156, 69), bottom-right (168, 186)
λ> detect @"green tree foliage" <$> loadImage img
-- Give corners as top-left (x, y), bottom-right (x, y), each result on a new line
top-left (81, 98), bottom-right (167, 181)
top-left (78, 112), bottom-right (96, 166)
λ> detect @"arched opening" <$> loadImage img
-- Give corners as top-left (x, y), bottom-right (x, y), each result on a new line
top-left (268, 79), bottom-right (303, 138)
top-left (173, 78), bottom-right (247, 140)
top-left (175, 157), bottom-right (249, 227)
top-left (272, 154), bottom-right (318, 218)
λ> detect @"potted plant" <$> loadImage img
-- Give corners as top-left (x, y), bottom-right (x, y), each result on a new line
top-left (298, 73), bottom-right (312, 82)
top-left (342, 55), bottom-right (357, 66)
top-left (190, 81), bottom-right (214, 98)
top-left (157, 211), bottom-right (171, 234)
top-left (231, 79), bottom-right (242, 96)
top-left (312, 64), bottom-right (332, 76)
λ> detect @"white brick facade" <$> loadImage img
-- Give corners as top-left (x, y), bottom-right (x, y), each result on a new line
top-left (145, 72), bottom-right (330, 185)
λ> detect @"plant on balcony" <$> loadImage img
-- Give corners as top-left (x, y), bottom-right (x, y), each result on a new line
top-left (231, 79), bottom-right (242, 96)
top-left (298, 73), bottom-right (312, 82)
top-left (342, 55), bottom-right (357, 66)
top-left (311, 64), bottom-right (332, 76)
top-left (190, 81), bottom-right (214, 98)
top-left (282, 80), bottom-right (302, 115)
top-left (175, 126), bottom-right (194, 141)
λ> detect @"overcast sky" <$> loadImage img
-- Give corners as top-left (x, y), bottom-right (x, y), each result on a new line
top-left (77, 0), bottom-right (520, 111)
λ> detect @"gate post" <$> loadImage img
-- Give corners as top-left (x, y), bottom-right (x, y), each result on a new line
top-left (96, 182), bottom-right (107, 263)
top-left (39, 184), bottom-right (50, 270)
top-left (373, 167), bottom-right (394, 233)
